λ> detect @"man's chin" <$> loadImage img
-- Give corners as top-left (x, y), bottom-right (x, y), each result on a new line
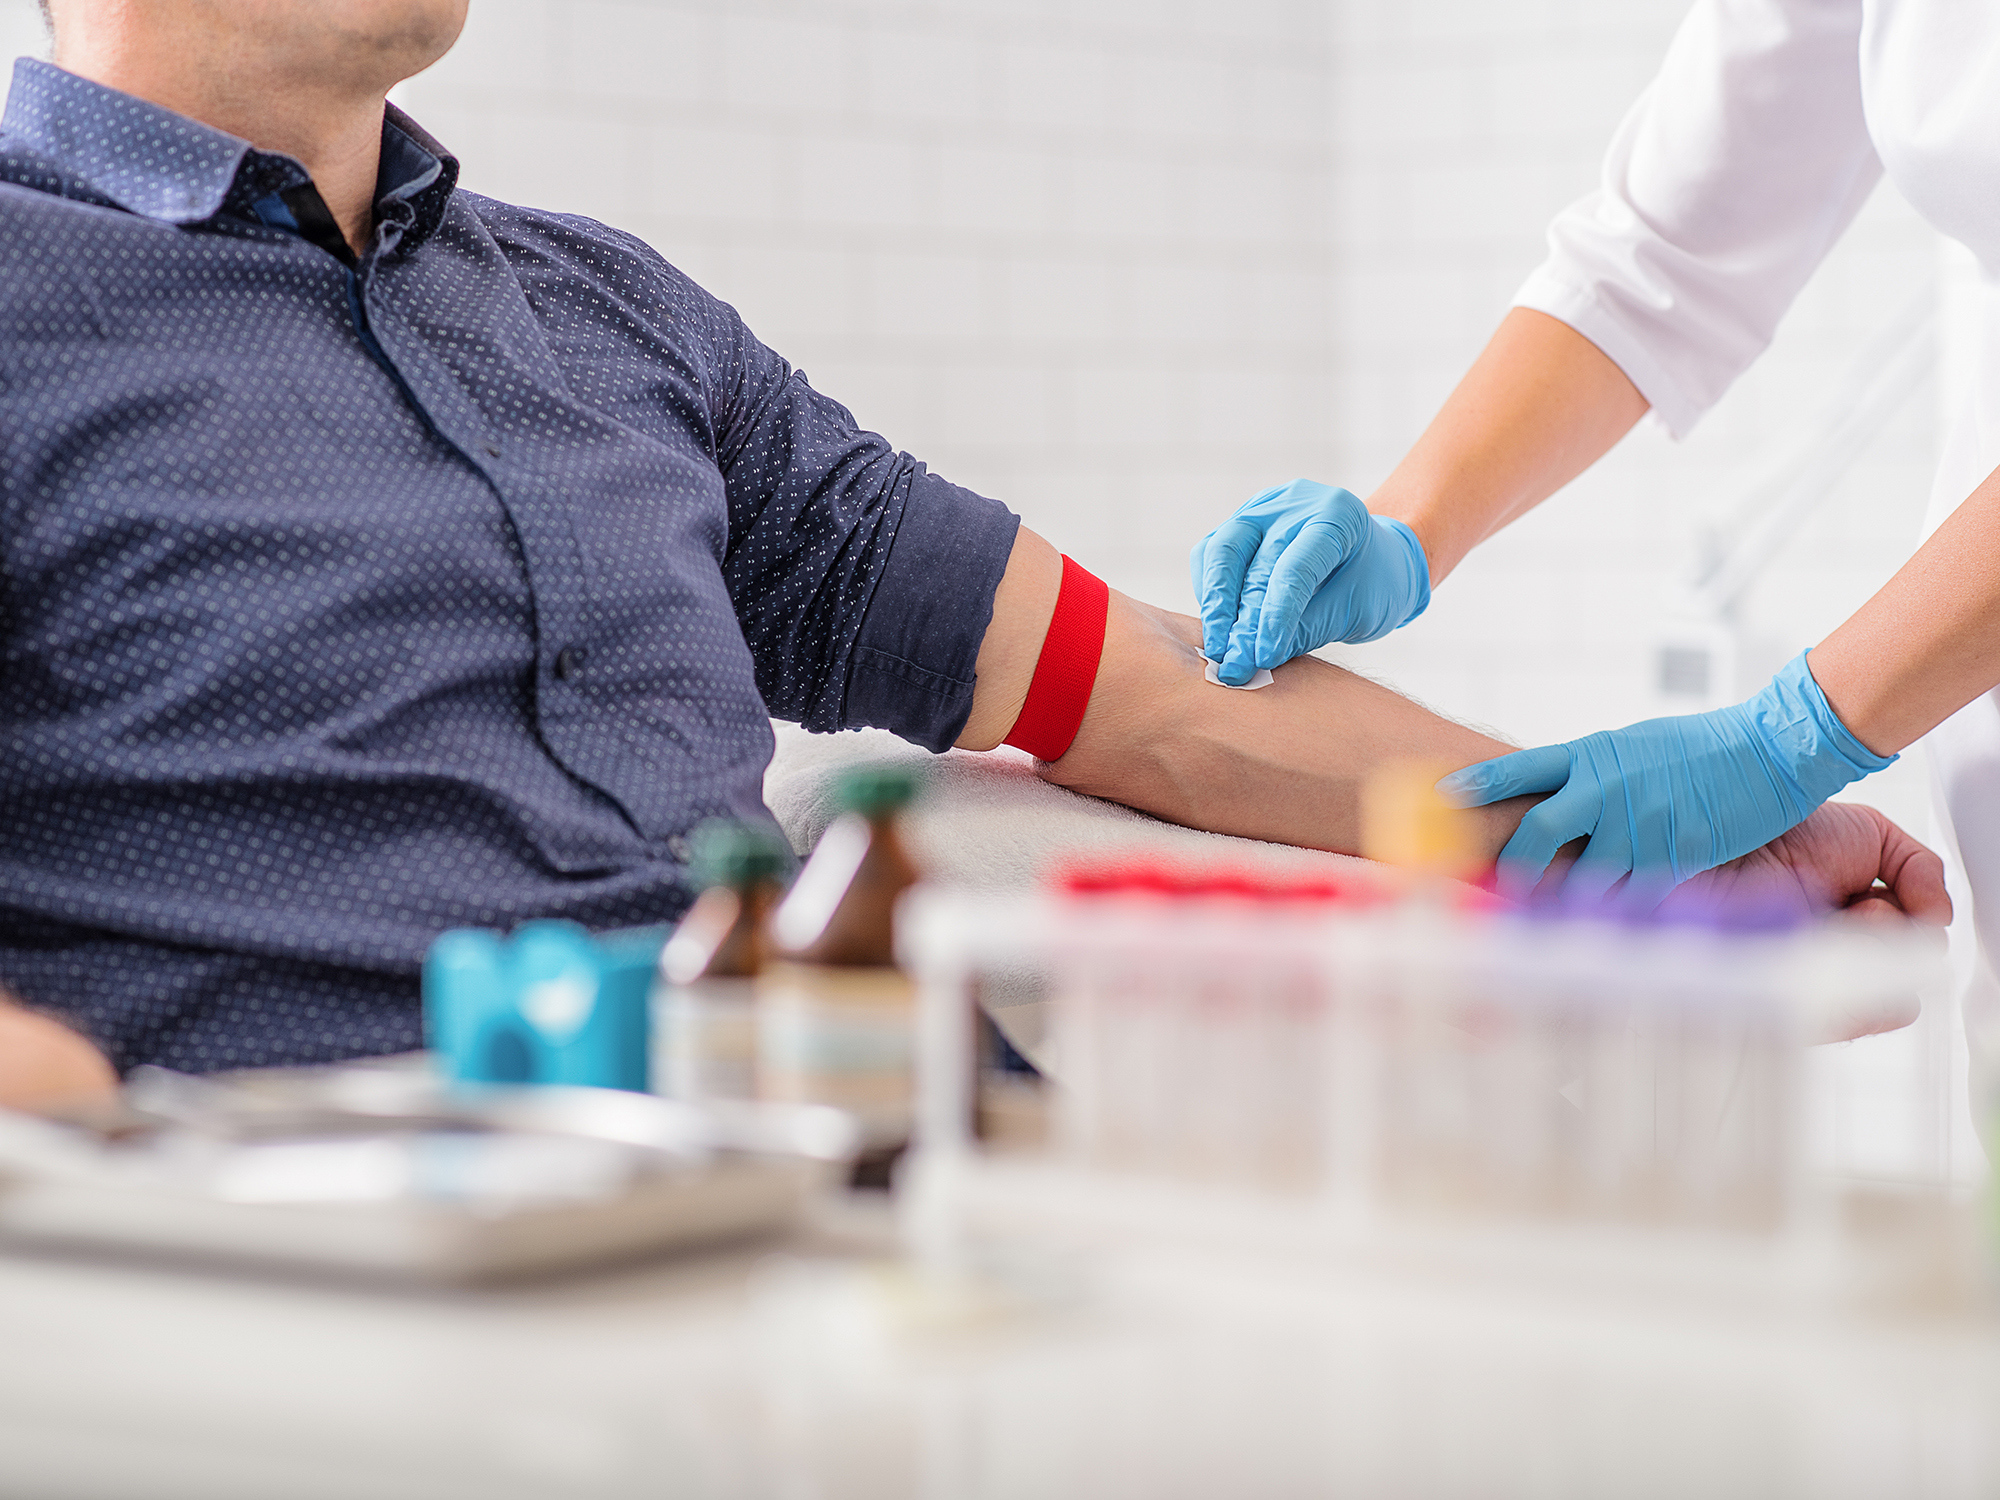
top-left (269, 0), bottom-right (470, 92)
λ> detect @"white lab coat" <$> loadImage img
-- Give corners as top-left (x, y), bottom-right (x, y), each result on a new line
top-left (1514, 0), bottom-right (2000, 1095)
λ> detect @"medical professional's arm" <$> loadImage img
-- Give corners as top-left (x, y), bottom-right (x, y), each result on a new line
top-left (1202, 0), bottom-right (1881, 666)
top-left (1366, 308), bottom-right (1647, 582)
top-left (1192, 312), bottom-right (1641, 679)
top-left (958, 528), bottom-right (1948, 924)
top-left (0, 997), bottom-right (117, 1111)
top-left (1191, 310), bottom-right (1641, 682)
top-left (1810, 460), bottom-right (2000, 755)
top-left (1386, 0), bottom-right (1881, 585)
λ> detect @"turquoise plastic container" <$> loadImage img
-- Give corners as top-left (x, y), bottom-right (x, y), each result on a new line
top-left (423, 920), bottom-right (668, 1092)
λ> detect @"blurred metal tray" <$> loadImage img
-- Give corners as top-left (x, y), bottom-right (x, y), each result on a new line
top-left (0, 1059), bottom-right (860, 1283)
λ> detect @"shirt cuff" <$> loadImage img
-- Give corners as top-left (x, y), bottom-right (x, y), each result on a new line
top-left (842, 469), bottom-right (1020, 752)
top-left (1512, 265), bottom-right (1705, 442)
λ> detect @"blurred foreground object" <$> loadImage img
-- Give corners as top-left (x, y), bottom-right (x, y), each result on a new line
top-left (762, 767), bottom-right (925, 1178)
top-left (656, 819), bottom-right (793, 1104)
top-left (425, 922), bottom-right (666, 1092)
top-left (0, 1061), bottom-right (856, 1282)
top-left (901, 861), bottom-right (1972, 1313)
top-left (1361, 759), bottom-right (1487, 881)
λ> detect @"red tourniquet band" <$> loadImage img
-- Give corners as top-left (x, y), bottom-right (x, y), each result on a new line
top-left (1004, 555), bottom-right (1110, 762)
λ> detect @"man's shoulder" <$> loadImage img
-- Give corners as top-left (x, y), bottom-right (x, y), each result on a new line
top-left (0, 145), bottom-right (131, 300)
top-left (0, 138), bottom-right (121, 215)
top-left (441, 189), bottom-right (756, 403)
top-left (451, 190), bottom-right (704, 307)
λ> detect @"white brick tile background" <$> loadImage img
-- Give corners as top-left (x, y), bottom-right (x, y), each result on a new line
top-left (0, 2), bottom-right (35, 78)
top-left (0, 0), bottom-right (1944, 833)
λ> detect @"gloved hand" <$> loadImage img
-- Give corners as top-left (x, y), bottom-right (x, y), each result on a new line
top-left (1436, 652), bottom-right (1897, 901)
top-left (1190, 479), bottom-right (1431, 686)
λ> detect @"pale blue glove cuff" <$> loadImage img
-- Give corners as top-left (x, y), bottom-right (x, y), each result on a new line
top-left (1377, 517), bottom-right (1432, 635)
top-left (1744, 651), bottom-right (1896, 811)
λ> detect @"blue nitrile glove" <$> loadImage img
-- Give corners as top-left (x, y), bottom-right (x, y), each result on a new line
top-left (1436, 652), bottom-right (1897, 901)
top-left (1189, 479), bottom-right (1431, 686)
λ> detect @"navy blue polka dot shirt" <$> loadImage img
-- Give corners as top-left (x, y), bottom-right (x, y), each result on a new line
top-left (0, 60), bottom-right (1018, 1074)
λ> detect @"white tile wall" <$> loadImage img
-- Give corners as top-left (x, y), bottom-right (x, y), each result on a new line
top-left (0, 0), bottom-right (39, 70)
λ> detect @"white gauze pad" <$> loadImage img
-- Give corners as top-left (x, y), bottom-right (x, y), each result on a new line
top-left (1203, 660), bottom-right (1275, 691)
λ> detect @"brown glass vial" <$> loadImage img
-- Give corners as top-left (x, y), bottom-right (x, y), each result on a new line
top-left (654, 819), bottom-right (792, 1102)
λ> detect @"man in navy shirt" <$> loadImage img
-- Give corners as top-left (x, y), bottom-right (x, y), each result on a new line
top-left (0, 0), bottom-right (1949, 1105)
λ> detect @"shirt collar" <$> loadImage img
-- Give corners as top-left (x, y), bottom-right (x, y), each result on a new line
top-left (2, 57), bottom-right (249, 222)
top-left (0, 58), bottom-right (459, 252)
top-left (373, 106), bottom-right (458, 255)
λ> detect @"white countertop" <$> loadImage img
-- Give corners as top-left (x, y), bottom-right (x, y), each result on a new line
top-left (0, 1199), bottom-right (893, 1500)
top-left (9, 1189), bottom-right (2000, 1499)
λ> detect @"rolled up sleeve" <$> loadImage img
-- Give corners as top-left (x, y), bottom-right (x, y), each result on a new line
top-left (843, 468), bottom-right (1018, 750)
top-left (703, 296), bottom-right (1019, 750)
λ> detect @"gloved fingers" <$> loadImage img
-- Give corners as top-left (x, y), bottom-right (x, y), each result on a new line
top-left (1436, 744), bottom-right (1574, 809)
top-left (1218, 530), bottom-right (1292, 685)
top-left (1198, 482), bottom-right (1345, 662)
top-left (1196, 516), bottom-right (1267, 664)
top-left (1243, 481), bottom-right (1294, 510)
top-left (1557, 832), bottom-right (1640, 907)
top-left (1219, 589), bottom-right (1276, 685)
top-left (1255, 518), bottom-right (1356, 661)
top-left (1616, 866), bottom-right (1680, 914)
top-left (1492, 780), bottom-right (1600, 893)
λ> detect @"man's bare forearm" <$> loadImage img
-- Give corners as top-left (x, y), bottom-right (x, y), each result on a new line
top-left (1039, 590), bottom-right (1535, 861)
top-left (957, 527), bottom-right (1532, 860)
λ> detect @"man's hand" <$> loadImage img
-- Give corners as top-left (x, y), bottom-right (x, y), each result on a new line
top-left (1664, 802), bottom-right (1952, 1041)
top-left (0, 998), bottom-right (117, 1112)
top-left (1669, 800), bottom-right (1951, 929)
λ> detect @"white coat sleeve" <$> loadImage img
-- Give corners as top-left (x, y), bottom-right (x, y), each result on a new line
top-left (1514, 0), bottom-right (1879, 439)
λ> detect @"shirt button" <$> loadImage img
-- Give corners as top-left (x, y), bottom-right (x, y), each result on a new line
top-left (552, 646), bottom-right (586, 681)
top-left (665, 834), bottom-right (693, 863)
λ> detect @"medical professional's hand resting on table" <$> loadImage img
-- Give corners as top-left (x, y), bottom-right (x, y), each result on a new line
top-left (1199, 306), bottom-right (2000, 896)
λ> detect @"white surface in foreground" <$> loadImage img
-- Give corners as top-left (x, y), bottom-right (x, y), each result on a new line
top-left (5, 1192), bottom-right (2000, 1499)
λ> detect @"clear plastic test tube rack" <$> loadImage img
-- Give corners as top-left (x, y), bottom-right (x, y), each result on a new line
top-left (899, 863), bottom-right (1962, 1307)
